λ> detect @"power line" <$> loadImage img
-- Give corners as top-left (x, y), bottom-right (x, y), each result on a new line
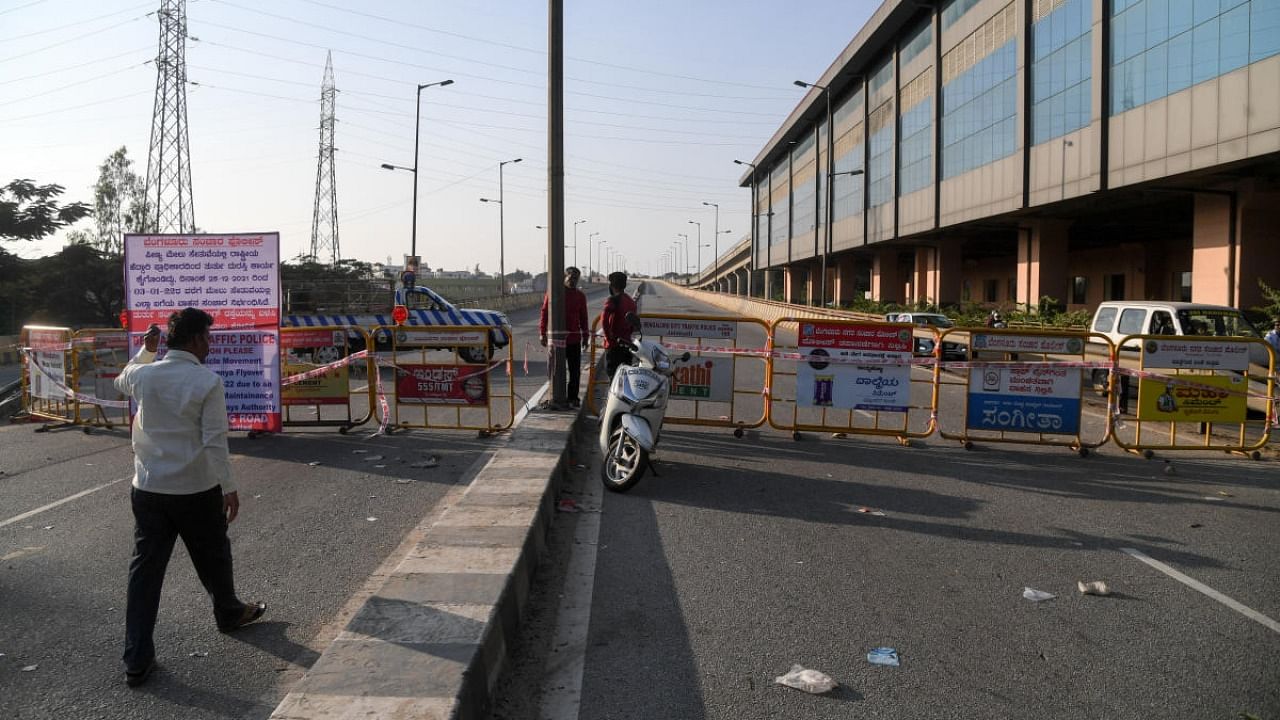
top-left (0, 15), bottom-right (149, 65)
top-left (0, 1), bottom-right (153, 43)
top-left (0, 46), bottom-right (152, 86)
top-left (0, 61), bottom-right (151, 107)
top-left (0, 90), bottom-right (150, 124)
top-left (0, 0), bottom-right (48, 18)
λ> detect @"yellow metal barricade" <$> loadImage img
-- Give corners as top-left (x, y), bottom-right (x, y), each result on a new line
top-left (19, 325), bottom-right (77, 429)
top-left (280, 326), bottom-right (375, 433)
top-left (1110, 335), bottom-right (1275, 459)
top-left (766, 317), bottom-right (938, 443)
top-left (374, 324), bottom-right (515, 434)
top-left (934, 328), bottom-right (1114, 456)
top-left (584, 313), bottom-right (769, 436)
top-left (70, 328), bottom-right (131, 430)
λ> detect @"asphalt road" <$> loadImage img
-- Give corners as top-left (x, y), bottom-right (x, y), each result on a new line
top-left (0, 290), bottom-right (607, 720)
top-left (490, 283), bottom-right (1280, 720)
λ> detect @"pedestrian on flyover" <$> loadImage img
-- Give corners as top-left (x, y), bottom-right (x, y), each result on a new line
top-left (539, 266), bottom-right (590, 408)
top-left (601, 271), bottom-right (638, 378)
top-left (113, 309), bottom-right (266, 688)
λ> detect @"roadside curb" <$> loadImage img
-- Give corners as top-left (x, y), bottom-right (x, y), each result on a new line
top-left (269, 408), bottom-right (583, 720)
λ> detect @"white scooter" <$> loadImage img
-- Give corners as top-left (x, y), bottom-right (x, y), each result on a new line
top-left (598, 313), bottom-right (690, 493)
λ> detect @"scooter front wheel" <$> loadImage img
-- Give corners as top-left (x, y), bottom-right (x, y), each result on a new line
top-left (601, 427), bottom-right (647, 493)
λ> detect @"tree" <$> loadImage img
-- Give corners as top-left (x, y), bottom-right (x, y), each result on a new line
top-left (77, 147), bottom-right (148, 254)
top-left (505, 268), bottom-right (532, 284)
top-left (0, 179), bottom-right (90, 242)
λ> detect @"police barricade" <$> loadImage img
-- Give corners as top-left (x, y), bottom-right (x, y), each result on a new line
top-left (70, 328), bottom-right (132, 430)
top-left (373, 324), bottom-right (515, 434)
top-left (279, 326), bottom-right (376, 433)
top-left (1110, 335), bottom-right (1275, 459)
top-left (19, 325), bottom-right (78, 429)
top-left (766, 317), bottom-right (938, 443)
top-left (584, 313), bottom-right (770, 436)
top-left (934, 328), bottom-right (1114, 456)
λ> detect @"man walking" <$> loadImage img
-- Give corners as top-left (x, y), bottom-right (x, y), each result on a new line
top-left (114, 308), bottom-right (265, 687)
top-left (601, 271), bottom-right (638, 378)
top-left (539, 266), bottom-right (590, 407)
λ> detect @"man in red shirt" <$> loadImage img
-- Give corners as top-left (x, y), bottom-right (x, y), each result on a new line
top-left (601, 271), bottom-right (638, 378)
top-left (539, 266), bottom-right (590, 407)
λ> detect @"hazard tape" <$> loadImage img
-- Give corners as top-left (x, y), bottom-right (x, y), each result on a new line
top-left (20, 349), bottom-right (131, 408)
top-left (280, 350), bottom-right (370, 387)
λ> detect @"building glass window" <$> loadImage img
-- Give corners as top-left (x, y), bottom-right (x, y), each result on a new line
top-left (1032, 0), bottom-right (1092, 144)
top-left (901, 21), bottom-right (933, 66)
top-left (942, 4), bottom-right (1019, 179)
top-left (1071, 275), bottom-right (1088, 304)
top-left (943, 0), bottom-right (986, 28)
top-left (868, 99), bottom-right (895, 207)
top-left (831, 92), bottom-right (865, 224)
top-left (770, 165), bottom-right (789, 246)
top-left (790, 133), bottom-right (818, 244)
top-left (898, 68), bottom-right (934, 196)
top-left (1174, 270), bottom-right (1192, 301)
top-left (1111, 0), bottom-right (1280, 115)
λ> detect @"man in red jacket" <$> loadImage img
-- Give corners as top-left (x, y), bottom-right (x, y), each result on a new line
top-left (601, 271), bottom-right (638, 378)
top-left (539, 266), bottom-right (590, 407)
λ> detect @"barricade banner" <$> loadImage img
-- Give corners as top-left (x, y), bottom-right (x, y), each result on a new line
top-left (71, 328), bottom-right (131, 428)
top-left (1112, 334), bottom-right (1274, 458)
top-left (279, 326), bottom-right (375, 432)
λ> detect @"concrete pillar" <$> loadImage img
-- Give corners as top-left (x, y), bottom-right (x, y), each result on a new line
top-left (1192, 194), bottom-right (1234, 306)
top-left (911, 243), bottom-right (963, 307)
top-left (833, 256), bottom-right (858, 306)
top-left (1016, 221), bottom-right (1069, 312)
top-left (1238, 189), bottom-right (1280, 310)
top-left (871, 249), bottom-right (904, 304)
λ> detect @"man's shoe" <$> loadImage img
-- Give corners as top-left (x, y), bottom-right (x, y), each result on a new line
top-left (218, 601), bottom-right (266, 633)
top-left (125, 659), bottom-right (157, 688)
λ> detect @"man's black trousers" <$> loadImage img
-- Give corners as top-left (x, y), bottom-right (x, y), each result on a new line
top-left (548, 343), bottom-right (582, 402)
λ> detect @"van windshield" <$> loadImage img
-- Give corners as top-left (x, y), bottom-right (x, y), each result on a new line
top-left (1175, 309), bottom-right (1259, 338)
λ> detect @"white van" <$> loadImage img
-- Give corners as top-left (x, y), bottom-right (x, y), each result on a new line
top-left (1089, 301), bottom-right (1268, 365)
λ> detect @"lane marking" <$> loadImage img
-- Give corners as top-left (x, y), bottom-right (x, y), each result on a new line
top-left (0, 477), bottom-right (128, 529)
top-left (514, 381), bottom-right (550, 427)
top-left (1121, 547), bottom-right (1280, 634)
top-left (538, 451), bottom-right (602, 719)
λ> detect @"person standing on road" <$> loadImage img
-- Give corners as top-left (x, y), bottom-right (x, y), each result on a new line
top-left (539, 266), bottom-right (590, 408)
top-left (601, 271), bottom-right (638, 378)
top-left (113, 308), bottom-right (266, 688)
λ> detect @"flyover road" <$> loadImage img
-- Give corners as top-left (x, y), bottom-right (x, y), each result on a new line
top-left (0, 287), bottom-right (608, 720)
top-left (490, 282), bottom-right (1280, 720)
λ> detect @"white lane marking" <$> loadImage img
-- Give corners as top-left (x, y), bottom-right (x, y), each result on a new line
top-left (1121, 547), bottom-right (1280, 634)
top-left (0, 477), bottom-right (128, 529)
top-left (514, 381), bottom-right (550, 427)
top-left (538, 461), bottom-right (602, 719)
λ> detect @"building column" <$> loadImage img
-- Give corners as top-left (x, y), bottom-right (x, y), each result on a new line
top-left (1238, 188), bottom-right (1280, 310)
top-left (871, 248), bottom-right (904, 304)
top-left (911, 243), bottom-right (964, 307)
top-left (832, 256), bottom-right (857, 306)
top-left (1016, 221), bottom-right (1069, 313)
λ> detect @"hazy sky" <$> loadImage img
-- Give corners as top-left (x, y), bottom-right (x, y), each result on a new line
top-left (2, 0), bottom-right (875, 278)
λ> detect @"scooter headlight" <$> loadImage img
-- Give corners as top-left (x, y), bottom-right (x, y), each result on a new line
top-left (651, 345), bottom-right (671, 372)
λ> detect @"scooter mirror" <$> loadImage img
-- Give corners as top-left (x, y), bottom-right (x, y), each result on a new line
top-left (680, 352), bottom-right (691, 362)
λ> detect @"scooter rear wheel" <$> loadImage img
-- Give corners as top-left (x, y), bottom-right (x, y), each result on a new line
top-left (601, 427), bottom-right (647, 493)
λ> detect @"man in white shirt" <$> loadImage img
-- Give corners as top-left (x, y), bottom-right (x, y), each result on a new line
top-left (114, 308), bottom-right (265, 687)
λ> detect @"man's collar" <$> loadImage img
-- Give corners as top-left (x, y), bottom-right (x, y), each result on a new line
top-left (164, 349), bottom-right (202, 365)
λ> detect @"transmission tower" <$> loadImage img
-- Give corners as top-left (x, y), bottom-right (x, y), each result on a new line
top-left (310, 51), bottom-right (340, 264)
top-left (144, 0), bottom-right (195, 233)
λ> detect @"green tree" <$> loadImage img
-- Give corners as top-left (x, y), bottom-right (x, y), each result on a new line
top-left (0, 179), bottom-right (90, 242)
top-left (68, 147), bottom-right (149, 253)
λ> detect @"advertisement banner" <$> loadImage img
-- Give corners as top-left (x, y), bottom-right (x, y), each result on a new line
top-left (639, 318), bottom-right (738, 340)
top-left (282, 329), bottom-right (349, 406)
top-left (670, 357), bottom-right (733, 401)
top-left (27, 329), bottom-right (67, 401)
top-left (1136, 375), bottom-right (1247, 423)
top-left (796, 322), bottom-right (913, 412)
top-left (970, 333), bottom-right (1086, 355)
top-left (1140, 338), bottom-right (1251, 371)
top-left (394, 327), bottom-right (488, 347)
top-left (123, 233), bottom-right (281, 432)
top-left (966, 365), bottom-right (1082, 434)
top-left (396, 364), bottom-right (489, 405)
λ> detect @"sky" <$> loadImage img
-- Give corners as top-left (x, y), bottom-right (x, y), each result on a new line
top-left (1, 0), bottom-right (876, 279)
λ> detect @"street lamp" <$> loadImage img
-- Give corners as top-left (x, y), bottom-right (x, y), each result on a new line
top-left (570, 219), bottom-right (586, 269)
top-left (794, 79), bottom-right (833, 307)
top-left (588, 231), bottom-right (599, 281)
top-left (687, 220), bottom-right (702, 285)
top-left (734, 159), bottom-right (758, 285)
top-left (702, 201), bottom-right (720, 289)
top-left (676, 234), bottom-right (689, 285)
top-left (380, 78), bottom-right (453, 259)
top-left (594, 236), bottom-right (607, 283)
top-left (478, 157), bottom-right (521, 295)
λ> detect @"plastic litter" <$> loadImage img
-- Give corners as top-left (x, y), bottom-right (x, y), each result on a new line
top-left (189, 651), bottom-right (209, 658)
top-left (42, 525), bottom-right (53, 530)
top-left (352, 450), bottom-right (368, 454)
top-left (307, 461), bottom-right (321, 466)
top-left (366, 517), bottom-right (377, 522)
top-left (867, 647), bottom-right (900, 667)
top-left (831, 432), bottom-right (847, 439)
top-left (410, 456), bottom-right (439, 469)
top-left (1077, 580), bottom-right (1111, 596)
top-left (21, 665), bottom-right (37, 672)
top-left (1217, 490), bottom-right (1233, 497)
top-left (363, 455), bottom-right (385, 462)
top-left (373, 464), bottom-right (386, 469)
top-left (773, 664), bottom-right (838, 694)
top-left (856, 507), bottom-right (886, 516)
top-left (1023, 587), bottom-right (1056, 602)
top-left (394, 478), bottom-right (416, 484)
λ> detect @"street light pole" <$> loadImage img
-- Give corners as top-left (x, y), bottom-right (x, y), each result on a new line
top-left (676, 234), bottom-right (689, 285)
top-left (379, 79), bottom-right (453, 260)
top-left (794, 79), bottom-right (832, 307)
top-left (702, 201), bottom-right (719, 289)
top-left (480, 157), bottom-right (521, 296)
top-left (733, 159), bottom-right (758, 274)
top-left (687, 220), bottom-right (701, 285)
top-left (588, 231), bottom-right (599, 281)
top-left (572, 219), bottom-right (586, 269)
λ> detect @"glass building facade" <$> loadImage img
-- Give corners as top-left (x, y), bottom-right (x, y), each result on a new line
top-left (769, 165), bottom-right (788, 246)
top-left (899, 68), bottom-right (935, 195)
top-left (1032, 0), bottom-right (1092, 144)
top-left (941, 3), bottom-right (1019, 179)
top-left (1111, 0), bottom-right (1280, 114)
top-left (832, 91), bottom-right (865, 222)
top-left (868, 60), bottom-right (896, 208)
top-left (790, 134), bottom-right (818, 239)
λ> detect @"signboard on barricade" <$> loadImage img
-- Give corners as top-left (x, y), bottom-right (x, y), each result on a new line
top-left (585, 313), bottom-right (770, 434)
top-left (282, 329), bottom-right (350, 406)
top-left (1113, 334), bottom-right (1272, 458)
top-left (27, 327), bottom-right (69, 402)
top-left (377, 324), bottom-right (514, 433)
top-left (123, 233), bottom-right (282, 433)
top-left (937, 329), bottom-right (1109, 455)
top-left (768, 317), bottom-right (937, 442)
top-left (279, 326), bottom-right (374, 432)
top-left (71, 329), bottom-right (131, 428)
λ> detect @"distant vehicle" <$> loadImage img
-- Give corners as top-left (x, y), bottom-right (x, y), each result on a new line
top-left (884, 312), bottom-right (968, 360)
top-left (1089, 301), bottom-right (1267, 365)
top-left (283, 284), bottom-right (511, 364)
